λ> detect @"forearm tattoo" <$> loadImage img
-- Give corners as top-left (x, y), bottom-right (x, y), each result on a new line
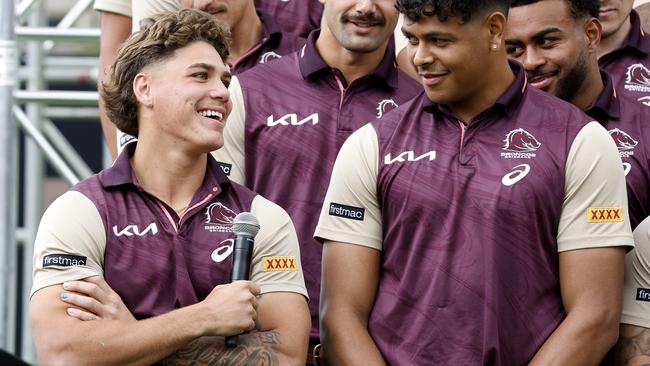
top-left (605, 325), bottom-right (650, 366)
top-left (159, 331), bottom-right (280, 366)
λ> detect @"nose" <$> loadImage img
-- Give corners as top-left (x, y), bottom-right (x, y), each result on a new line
top-left (521, 46), bottom-right (546, 72)
top-left (411, 43), bottom-right (433, 69)
top-left (209, 80), bottom-right (229, 102)
top-left (354, 0), bottom-right (377, 14)
top-left (192, 0), bottom-right (213, 11)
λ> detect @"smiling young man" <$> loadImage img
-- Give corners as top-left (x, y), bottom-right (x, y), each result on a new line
top-left (29, 9), bottom-right (309, 365)
top-left (314, 0), bottom-right (634, 364)
top-left (211, 0), bottom-right (420, 361)
top-left (505, 2), bottom-right (650, 363)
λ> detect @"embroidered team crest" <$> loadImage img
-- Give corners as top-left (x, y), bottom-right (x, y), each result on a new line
top-left (501, 128), bottom-right (541, 159)
top-left (259, 51), bottom-right (282, 64)
top-left (609, 128), bottom-right (638, 158)
top-left (625, 64), bottom-right (650, 92)
top-left (204, 202), bottom-right (236, 233)
top-left (263, 256), bottom-right (297, 272)
top-left (376, 99), bottom-right (398, 118)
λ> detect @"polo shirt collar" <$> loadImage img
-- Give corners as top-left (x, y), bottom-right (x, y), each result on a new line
top-left (102, 142), bottom-right (231, 193)
top-left (423, 60), bottom-right (526, 118)
top-left (620, 10), bottom-right (650, 55)
top-left (258, 9), bottom-right (283, 48)
top-left (586, 71), bottom-right (621, 124)
top-left (298, 30), bottom-right (399, 88)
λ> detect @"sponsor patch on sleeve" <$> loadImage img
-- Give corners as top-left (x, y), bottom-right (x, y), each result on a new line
top-left (43, 254), bottom-right (87, 268)
top-left (587, 207), bottom-right (624, 223)
top-left (329, 203), bottom-right (365, 221)
top-left (637, 288), bottom-right (650, 302)
top-left (263, 256), bottom-right (297, 272)
top-left (217, 162), bottom-right (232, 176)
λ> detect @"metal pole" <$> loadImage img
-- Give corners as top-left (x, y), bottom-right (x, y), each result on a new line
top-left (0, 0), bottom-right (17, 354)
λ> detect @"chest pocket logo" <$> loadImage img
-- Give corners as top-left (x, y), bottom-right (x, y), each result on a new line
top-left (502, 164), bottom-right (530, 186)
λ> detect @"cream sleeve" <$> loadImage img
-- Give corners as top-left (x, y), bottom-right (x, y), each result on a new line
top-left (211, 76), bottom-right (247, 185)
top-left (249, 195), bottom-right (308, 299)
top-left (31, 191), bottom-right (106, 296)
top-left (93, 0), bottom-right (131, 17)
top-left (313, 124), bottom-right (383, 250)
top-left (621, 216), bottom-right (650, 328)
top-left (132, 0), bottom-right (180, 31)
top-left (557, 121), bottom-right (635, 252)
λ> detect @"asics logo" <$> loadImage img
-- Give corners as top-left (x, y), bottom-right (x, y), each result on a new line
top-left (113, 223), bottom-right (158, 237)
top-left (267, 113), bottom-right (319, 126)
top-left (638, 96), bottom-right (650, 107)
top-left (502, 164), bottom-right (530, 186)
top-left (211, 239), bottom-right (234, 263)
top-left (623, 162), bottom-right (632, 176)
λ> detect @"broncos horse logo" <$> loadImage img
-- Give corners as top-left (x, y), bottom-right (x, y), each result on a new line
top-left (626, 64), bottom-right (650, 87)
top-left (503, 128), bottom-right (541, 152)
top-left (376, 99), bottom-right (398, 118)
top-left (205, 202), bottom-right (237, 225)
top-left (259, 51), bottom-right (282, 64)
top-left (609, 128), bottom-right (638, 151)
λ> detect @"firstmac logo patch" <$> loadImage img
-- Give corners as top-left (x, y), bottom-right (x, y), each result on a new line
top-left (43, 254), bottom-right (87, 268)
top-left (329, 203), bottom-right (365, 221)
top-left (637, 288), bottom-right (650, 302)
top-left (587, 207), bottom-right (623, 223)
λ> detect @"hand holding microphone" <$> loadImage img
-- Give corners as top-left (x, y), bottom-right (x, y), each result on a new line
top-left (225, 212), bottom-right (260, 347)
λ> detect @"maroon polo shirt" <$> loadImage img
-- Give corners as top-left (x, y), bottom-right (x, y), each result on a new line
top-left (74, 144), bottom-right (258, 318)
top-left (222, 31), bottom-right (421, 338)
top-left (231, 10), bottom-right (306, 74)
top-left (586, 71), bottom-right (650, 229)
top-left (369, 63), bottom-right (589, 364)
top-left (254, 0), bottom-right (323, 38)
top-left (599, 10), bottom-right (650, 107)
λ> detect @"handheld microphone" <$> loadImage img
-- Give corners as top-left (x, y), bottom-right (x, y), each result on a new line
top-left (225, 212), bottom-right (260, 347)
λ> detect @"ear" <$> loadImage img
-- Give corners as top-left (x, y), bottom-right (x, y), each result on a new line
top-left (485, 11), bottom-right (507, 51)
top-left (584, 17), bottom-right (602, 53)
top-left (133, 72), bottom-right (153, 109)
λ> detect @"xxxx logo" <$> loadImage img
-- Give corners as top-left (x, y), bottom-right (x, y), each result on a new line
top-left (263, 256), bottom-right (297, 272)
top-left (587, 207), bottom-right (624, 223)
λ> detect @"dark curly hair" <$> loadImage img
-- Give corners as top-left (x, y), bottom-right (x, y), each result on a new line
top-left (396, 0), bottom-right (510, 22)
top-left (510, 0), bottom-right (599, 19)
top-left (101, 9), bottom-right (231, 137)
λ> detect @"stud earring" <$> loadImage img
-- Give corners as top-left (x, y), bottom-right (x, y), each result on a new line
top-left (490, 43), bottom-right (498, 50)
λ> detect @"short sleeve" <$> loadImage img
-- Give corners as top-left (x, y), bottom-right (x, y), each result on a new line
top-left (94, 0), bottom-right (132, 17)
top-left (621, 216), bottom-right (650, 328)
top-left (249, 195), bottom-right (308, 299)
top-left (313, 124), bottom-right (383, 250)
top-left (212, 76), bottom-right (247, 185)
top-left (557, 121), bottom-right (635, 252)
top-left (31, 191), bottom-right (106, 296)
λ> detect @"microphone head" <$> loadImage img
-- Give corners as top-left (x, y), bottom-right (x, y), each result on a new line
top-left (232, 212), bottom-right (260, 237)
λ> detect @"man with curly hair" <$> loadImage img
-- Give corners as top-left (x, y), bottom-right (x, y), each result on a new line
top-left (315, 0), bottom-right (633, 364)
top-left (29, 9), bottom-right (310, 365)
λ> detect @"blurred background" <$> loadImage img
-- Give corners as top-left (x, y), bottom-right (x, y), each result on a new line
top-left (1, 1), bottom-right (104, 364)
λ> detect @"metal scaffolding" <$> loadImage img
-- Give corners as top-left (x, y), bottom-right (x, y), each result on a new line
top-left (2, 0), bottom-right (99, 363)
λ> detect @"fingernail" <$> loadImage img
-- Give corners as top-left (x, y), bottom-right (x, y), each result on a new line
top-left (66, 308), bottom-right (75, 316)
top-left (62, 282), bottom-right (71, 289)
top-left (60, 292), bottom-right (68, 300)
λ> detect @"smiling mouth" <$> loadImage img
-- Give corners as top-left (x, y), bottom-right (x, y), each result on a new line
top-left (199, 110), bottom-right (224, 121)
top-left (527, 70), bottom-right (559, 90)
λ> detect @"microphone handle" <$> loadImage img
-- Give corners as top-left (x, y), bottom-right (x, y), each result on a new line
top-left (225, 235), bottom-right (254, 347)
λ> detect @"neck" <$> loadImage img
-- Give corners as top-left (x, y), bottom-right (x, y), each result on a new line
top-left (130, 130), bottom-right (207, 216)
top-left (229, 10), bottom-right (264, 62)
top-left (574, 65), bottom-right (605, 112)
top-left (450, 57), bottom-right (515, 123)
top-left (598, 15), bottom-right (632, 58)
top-left (315, 28), bottom-right (389, 85)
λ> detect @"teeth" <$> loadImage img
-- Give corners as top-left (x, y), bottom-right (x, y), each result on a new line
top-left (199, 110), bottom-right (223, 120)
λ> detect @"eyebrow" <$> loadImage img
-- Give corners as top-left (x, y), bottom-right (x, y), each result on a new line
top-left (187, 62), bottom-right (216, 71)
top-left (505, 27), bottom-right (563, 46)
top-left (401, 28), bottom-right (454, 40)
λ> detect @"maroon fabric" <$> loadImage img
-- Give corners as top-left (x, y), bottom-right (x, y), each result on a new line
top-left (230, 31), bottom-right (421, 338)
top-left (73, 144), bottom-right (257, 318)
top-left (254, 0), bottom-right (323, 38)
top-left (230, 10), bottom-right (306, 75)
top-left (367, 62), bottom-right (593, 365)
top-left (586, 71), bottom-right (650, 229)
